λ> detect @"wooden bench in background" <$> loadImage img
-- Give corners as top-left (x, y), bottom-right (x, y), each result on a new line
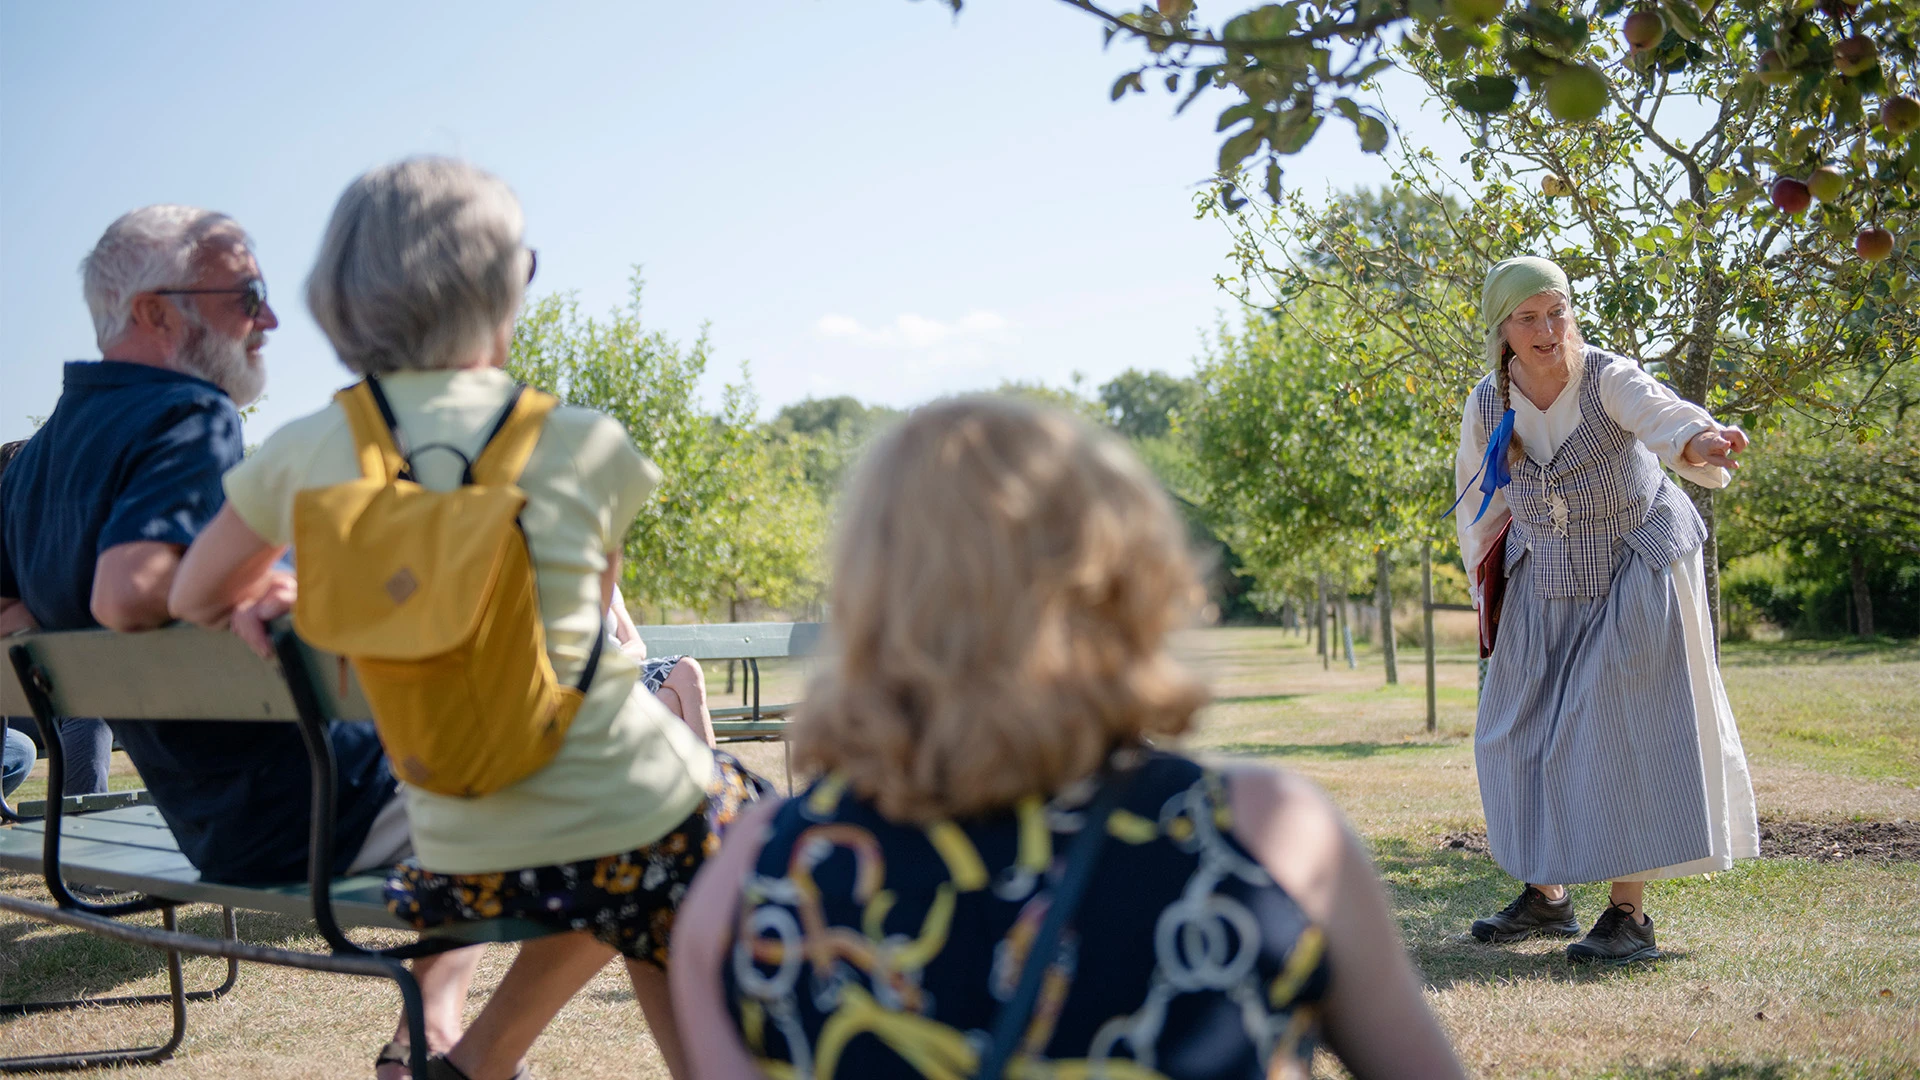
top-left (0, 621), bottom-right (818, 1074)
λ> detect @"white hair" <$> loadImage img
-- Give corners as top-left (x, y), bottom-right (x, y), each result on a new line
top-left (306, 156), bottom-right (527, 375)
top-left (80, 205), bottom-right (249, 351)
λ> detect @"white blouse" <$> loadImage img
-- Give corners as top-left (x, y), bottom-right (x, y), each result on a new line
top-left (1454, 359), bottom-right (1730, 598)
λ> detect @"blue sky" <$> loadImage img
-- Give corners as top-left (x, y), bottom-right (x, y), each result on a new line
top-left (1, 1), bottom-right (1465, 445)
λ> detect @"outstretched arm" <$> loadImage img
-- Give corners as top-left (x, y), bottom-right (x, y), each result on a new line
top-left (1600, 363), bottom-right (1746, 487)
top-left (1227, 765), bottom-right (1466, 1080)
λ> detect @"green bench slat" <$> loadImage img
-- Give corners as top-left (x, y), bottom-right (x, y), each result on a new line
top-left (712, 721), bottom-right (794, 738)
top-left (9, 814), bottom-right (187, 855)
top-left (630, 622), bottom-right (822, 661)
top-left (0, 808), bottom-right (547, 943)
top-left (3, 623), bottom-right (821, 718)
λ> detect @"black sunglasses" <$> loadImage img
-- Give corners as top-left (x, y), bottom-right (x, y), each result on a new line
top-left (154, 278), bottom-right (269, 319)
top-left (526, 248), bottom-right (538, 285)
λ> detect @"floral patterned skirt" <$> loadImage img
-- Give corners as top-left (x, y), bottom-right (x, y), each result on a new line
top-left (385, 750), bottom-right (771, 966)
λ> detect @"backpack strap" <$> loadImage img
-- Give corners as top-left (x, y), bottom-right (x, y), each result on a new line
top-left (469, 385), bottom-right (557, 487)
top-left (335, 380), bottom-right (409, 484)
top-left (975, 763), bottom-right (1138, 1080)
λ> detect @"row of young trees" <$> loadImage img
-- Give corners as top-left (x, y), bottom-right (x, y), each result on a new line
top-left (504, 265), bottom-right (1914, 636)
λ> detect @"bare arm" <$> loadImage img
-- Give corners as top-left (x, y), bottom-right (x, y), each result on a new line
top-left (607, 578), bottom-right (647, 659)
top-left (168, 506), bottom-right (287, 626)
top-left (168, 505), bottom-right (291, 658)
top-left (0, 596), bottom-right (37, 637)
top-left (670, 796), bottom-right (782, 1080)
top-left (91, 540), bottom-right (187, 631)
top-left (1227, 765), bottom-right (1465, 1080)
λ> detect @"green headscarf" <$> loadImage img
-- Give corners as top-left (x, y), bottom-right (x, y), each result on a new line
top-left (1481, 256), bottom-right (1570, 370)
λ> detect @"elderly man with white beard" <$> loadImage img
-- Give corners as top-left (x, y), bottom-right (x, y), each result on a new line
top-left (0, 207), bottom-right (485, 1078)
top-left (0, 206), bottom-right (280, 800)
top-left (0, 205), bottom-right (417, 886)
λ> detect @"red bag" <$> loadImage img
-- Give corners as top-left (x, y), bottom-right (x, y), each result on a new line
top-left (1475, 518), bottom-right (1512, 659)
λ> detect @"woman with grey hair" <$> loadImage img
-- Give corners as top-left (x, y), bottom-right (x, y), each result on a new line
top-left (171, 156), bottom-right (763, 1080)
top-left (1453, 256), bottom-right (1759, 964)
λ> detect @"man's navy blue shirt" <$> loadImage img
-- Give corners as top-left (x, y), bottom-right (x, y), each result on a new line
top-left (0, 362), bottom-right (395, 884)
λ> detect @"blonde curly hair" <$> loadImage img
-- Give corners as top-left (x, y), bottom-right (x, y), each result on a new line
top-left (791, 395), bottom-right (1209, 823)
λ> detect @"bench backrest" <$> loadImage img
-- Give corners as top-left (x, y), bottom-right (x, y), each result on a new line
top-left (631, 621), bottom-right (823, 663)
top-left (2, 621), bottom-right (823, 723)
top-left (3, 625), bottom-right (367, 723)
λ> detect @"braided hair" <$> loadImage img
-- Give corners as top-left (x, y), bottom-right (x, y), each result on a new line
top-left (1493, 343), bottom-right (1526, 466)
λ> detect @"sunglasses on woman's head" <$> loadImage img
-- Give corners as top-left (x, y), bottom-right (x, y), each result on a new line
top-left (153, 278), bottom-right (270, 319)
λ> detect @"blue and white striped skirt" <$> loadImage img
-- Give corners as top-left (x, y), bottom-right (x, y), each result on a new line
top-left (1477, 543), bottom-right (1725, 885)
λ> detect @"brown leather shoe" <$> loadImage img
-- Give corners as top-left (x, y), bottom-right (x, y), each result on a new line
top-left (1470, 886), bottom-right (1580, 943)
top-left (1566, 903), bottom-right (1662, 964)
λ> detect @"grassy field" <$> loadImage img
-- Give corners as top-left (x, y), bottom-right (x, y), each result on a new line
top-left (3, 628), bottom-right (1916, 1078)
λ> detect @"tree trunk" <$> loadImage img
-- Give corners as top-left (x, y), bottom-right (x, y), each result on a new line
top-left (1376, 548), bottom-right (1398, 684)
top-left (1315, 574), bottom-right (1329, 670)
top-left (1851, 550), bottom-right (1875, 637)
top-left (1674, 240), bottom-right (1729, 657)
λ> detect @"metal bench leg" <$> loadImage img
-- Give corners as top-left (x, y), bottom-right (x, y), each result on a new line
top-left (0, 906), bottom-right (200, 1072)
top-left (0, 905), bottom-right (242, 1020)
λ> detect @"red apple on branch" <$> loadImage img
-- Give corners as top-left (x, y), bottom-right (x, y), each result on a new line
top-left (1834, 36), bottom-right (1878, 77)
top-left (1623, 10), bottom-right (1664, 53)
top-left (1884, 95), bottom-right (1920, 135)
top-left (1770, 177), bottom-right (1812, 215)
top-left (1855, 227), bottom-right (1894, 262)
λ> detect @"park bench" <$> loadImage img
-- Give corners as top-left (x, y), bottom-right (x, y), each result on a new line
top-left (0, 621), bottom-right (818, 1074)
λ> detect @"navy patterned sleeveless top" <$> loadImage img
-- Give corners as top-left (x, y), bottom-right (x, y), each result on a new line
top-left (720, 750), bottom-right (1331, 1079)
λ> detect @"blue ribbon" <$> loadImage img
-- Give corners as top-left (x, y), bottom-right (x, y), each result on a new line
top-left (1444, 408), bottom-right (1515, 524)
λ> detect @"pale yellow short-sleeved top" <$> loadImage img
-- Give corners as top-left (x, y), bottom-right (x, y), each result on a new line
top-left (224, 367), bottom-right (714, 874)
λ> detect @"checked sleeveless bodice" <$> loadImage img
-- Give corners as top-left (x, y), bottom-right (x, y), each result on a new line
top-left (1472, 348), bottom-right (1706, 598)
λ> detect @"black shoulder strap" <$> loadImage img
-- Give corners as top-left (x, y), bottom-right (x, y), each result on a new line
top-left (576, 614), bottom-right (606, 693)
top-left (976, 764), bottom-right (1137, 1079)
top-left (463, 385), bottom-right (528, 484)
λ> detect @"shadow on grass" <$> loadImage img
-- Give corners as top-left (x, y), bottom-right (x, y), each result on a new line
top-left (1368, 837), bottom-right (1691, 992)
top-left (1208, 693), bottom-right (1304, 706)
top-left (1595, 1064), bottom-right (1793, 1079)
top-left (1719, 637), bottom-right (1920, 667)
top-left (0, 899), bottom-right (330, 1007)
top-left (1212, 741), bottom-right (1452, 760)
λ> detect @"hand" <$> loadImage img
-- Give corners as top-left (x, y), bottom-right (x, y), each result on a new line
top-left (1684, 425), bottom-right (1748, 469)
top-left (231, 573), bottom-right (296, 661)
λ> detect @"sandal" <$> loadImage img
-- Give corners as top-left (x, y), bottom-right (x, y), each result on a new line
top-left (375, 1041), bottom-right (412, 1077)
top-left (425, 1053), bottom-right (532, 1080)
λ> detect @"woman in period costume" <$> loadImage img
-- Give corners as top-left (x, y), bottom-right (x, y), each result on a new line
top-left (1455, 256), bottom-right (1759, 963)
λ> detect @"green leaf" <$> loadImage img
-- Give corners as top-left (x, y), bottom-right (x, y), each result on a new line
top-left (1661, 0), bottom-right (1706, 44)
top-left (1357, 115), bottom-right (1390, 153)
top-left (1222, 5), bottom-right (1296, 41)
top-left (1217, 101), bottom-right (1261, 132)
top-left (1220, 127), bottom-right (1264, 173)
top-left (1270, 105), bottom-right (1323, 155)
top-left (1447, 75), bottom-right (1519, 114)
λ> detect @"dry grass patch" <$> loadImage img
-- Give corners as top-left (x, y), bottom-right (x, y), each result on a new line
top-left (3, 626), bottom-right (1915, 1078)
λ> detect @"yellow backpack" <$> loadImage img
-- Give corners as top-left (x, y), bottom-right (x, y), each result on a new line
top-left (291, 376), bottom-right (603, 798)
